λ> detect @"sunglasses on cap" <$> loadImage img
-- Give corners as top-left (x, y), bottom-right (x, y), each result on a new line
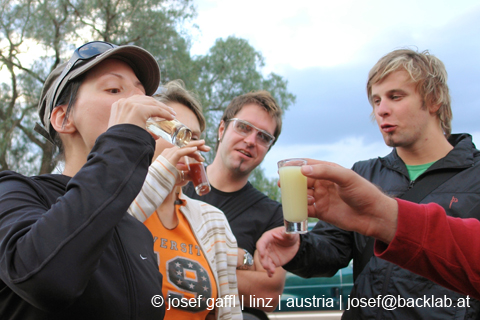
top-left (226, 118), bottom-right (275, 147)
top-left (49, 41), bottom-right (117, 118)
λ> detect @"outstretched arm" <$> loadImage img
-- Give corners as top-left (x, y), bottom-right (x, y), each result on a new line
top-left (269, 159), bottom-right (480, 300)
top-left (257, 160), bottom-right (395, 277)
top-left (301, 159), bottom-right (398, 243)
top-left (376, 199), bottom-right (480, 301)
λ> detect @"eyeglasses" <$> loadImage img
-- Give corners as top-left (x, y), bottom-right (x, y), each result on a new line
top-left (227, 118), bottom-right (275, 147)
top-left (49, 41), bottom-right (117, 117)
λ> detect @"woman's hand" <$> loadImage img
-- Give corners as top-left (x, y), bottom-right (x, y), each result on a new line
top-left (159, 140), bottom-right (211, 184)
top-left (108, 95), bottom-right (176, 129)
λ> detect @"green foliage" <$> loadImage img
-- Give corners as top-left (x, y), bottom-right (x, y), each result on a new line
top-left (248, 166), bottom-right (281, 202)
top-left (0, 0), bottom-right (295, 201)
top-left (192, 36), bottom-right (296, 163)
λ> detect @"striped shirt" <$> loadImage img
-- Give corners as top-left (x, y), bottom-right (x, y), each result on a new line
top-left (128, 156), bottom-right (242, 320)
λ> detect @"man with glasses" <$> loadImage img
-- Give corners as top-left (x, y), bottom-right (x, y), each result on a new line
top-left (184, 91), bottom-right (286, 320)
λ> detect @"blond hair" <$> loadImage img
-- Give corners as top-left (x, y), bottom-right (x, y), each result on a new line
top-left (367, 49), bottom-right (452, 137)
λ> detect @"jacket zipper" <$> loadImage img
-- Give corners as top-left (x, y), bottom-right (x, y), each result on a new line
top-left (374, 173), bottom-right (415, 318)
top-left (370, 148), bottom-right (473, 318)
top-left (114, 228), bottom-right (137, 320)
top-left (372, 167), bottom-right (414, 320)
top-left (375, 263), bottom-right (394, 320)
top-left (374, 165), bottom-right (457, 319)
top-left (408, 179), bottom-right (415, 189)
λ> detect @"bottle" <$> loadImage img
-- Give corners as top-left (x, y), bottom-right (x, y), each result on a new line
top-left (146, 117), bottom-right (192, 147)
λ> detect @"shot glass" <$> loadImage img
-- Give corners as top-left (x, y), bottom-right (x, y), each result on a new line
top-left (278, 158), bottom-right (308, 234)
top-left (186, 156), bottom-right (211, 196)
top-left (146, 117), bottom-right (192, 147)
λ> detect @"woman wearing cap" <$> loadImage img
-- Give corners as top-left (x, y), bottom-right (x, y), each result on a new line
top-left (0, 42), bottom-right (206, 319)
top-left (128, 80), bottom-right (242, 320)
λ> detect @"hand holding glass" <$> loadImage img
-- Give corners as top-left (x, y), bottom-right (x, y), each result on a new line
top-left (186, 156), bottom-right (211, 196)
top-left (278, 158), bottom-right (308, 234)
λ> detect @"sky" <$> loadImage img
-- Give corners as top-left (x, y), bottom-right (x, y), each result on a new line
top-left (189, 0), bottom-right (480, 178)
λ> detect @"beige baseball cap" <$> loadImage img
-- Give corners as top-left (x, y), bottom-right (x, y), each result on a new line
top-left (36, 42), bottom-right (160, 144)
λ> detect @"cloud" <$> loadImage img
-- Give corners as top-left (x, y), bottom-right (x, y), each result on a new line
top-left (262, 135), bottom-right (391, 178)
top-left (262, 131), bottom-right (480, 180)
top-left (193, 1), bottom-right (480, 179)
top-left (278, 64), bottom-right (377, 146)
top-left (271, 5), bottom-right (480, 147)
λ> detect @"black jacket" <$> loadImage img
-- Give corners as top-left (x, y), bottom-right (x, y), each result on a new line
top-left (284, 134), bottom-right (480, 319)
top-left (0, 125), bottom-right (165, 319)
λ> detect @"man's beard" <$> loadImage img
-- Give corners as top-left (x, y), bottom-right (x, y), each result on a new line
top-left (232, 158), bottom-right (253, 177)
top-left (384, 134), bottom-right (396, 147)
top-left (384, 132), bottom-right (417, 149)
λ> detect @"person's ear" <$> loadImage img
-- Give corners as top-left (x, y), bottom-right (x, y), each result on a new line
top-left (50, 105), bottom-right (76, 134)
top-left (427, 101), bottom-right (441, 114)
top-left (218, 120), bottom-right (226, 142)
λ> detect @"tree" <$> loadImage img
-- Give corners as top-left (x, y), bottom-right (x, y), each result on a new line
top-left (190, 36), bottom-right (295, 201)
top-left (247, 165), bottom-right (282, 202)
top-left (0, 0), bottom-right (295, 200)
top-left (1, 0), bottom-right (196, 174)
top-left (193, 36), bottom-right (295, 158)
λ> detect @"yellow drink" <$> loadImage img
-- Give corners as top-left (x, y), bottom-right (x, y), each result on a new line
top-left (279, 166), bottom-right (308, 222)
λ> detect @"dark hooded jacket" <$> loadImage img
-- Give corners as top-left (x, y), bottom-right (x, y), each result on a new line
top-left (284, 134), bottom-right (480, 319)
top-left (0, 125), bottom-right (165, 319)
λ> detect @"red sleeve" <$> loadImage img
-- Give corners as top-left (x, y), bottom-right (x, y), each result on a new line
top-left (375, 198), bottom-right (480, 300)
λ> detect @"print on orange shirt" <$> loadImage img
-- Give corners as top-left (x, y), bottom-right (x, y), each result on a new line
top-left (144, 203), bottom-right (218, 319)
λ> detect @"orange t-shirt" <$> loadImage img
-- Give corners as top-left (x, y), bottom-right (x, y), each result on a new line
top-left (144, 202), bottom-right (218, 320)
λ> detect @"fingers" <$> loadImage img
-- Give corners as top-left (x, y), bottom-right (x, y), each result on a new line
top-left (257, 248), bottom-right (277, 277)
top-left (160, 140), bottom-right (210, 163)
top-left (109, 95), bottom-right (176, 129)
top-left (160, 145), bottom-right (199, 168)
top-left (159, 139), bottom-right (212, 186)
top-left (256, 227), bottom-right (300, 277)
top-left (183, 140), bottom-right (209, 162)
top-left (301, 163), bottom-right (353, 189)
top-left (150, 98), bottom-right (177, 120)
top-left (264, 258), bottom-right (277, 278)
top-left (131, 95), bottom-right (177, 121)
top-left (178, 170), bottom-right (185, 183)
top-left (256, 232), bottom-right (276, 277)
top-left (196, 143), bottom-right (211, 154)
top-left (184, 140), bottom-right (211, 162)
top-left (304, 158), bottom-right (341, 168)
top-left (307, 194), bottom-right (318, 217)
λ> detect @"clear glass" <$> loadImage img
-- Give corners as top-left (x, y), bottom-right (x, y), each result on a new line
top-left (186, 156), bottom-right (211, 196)
top-left (146, 117), bottom-right (192, 147)
top-left (278, 158), bottom-right (308, 234)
